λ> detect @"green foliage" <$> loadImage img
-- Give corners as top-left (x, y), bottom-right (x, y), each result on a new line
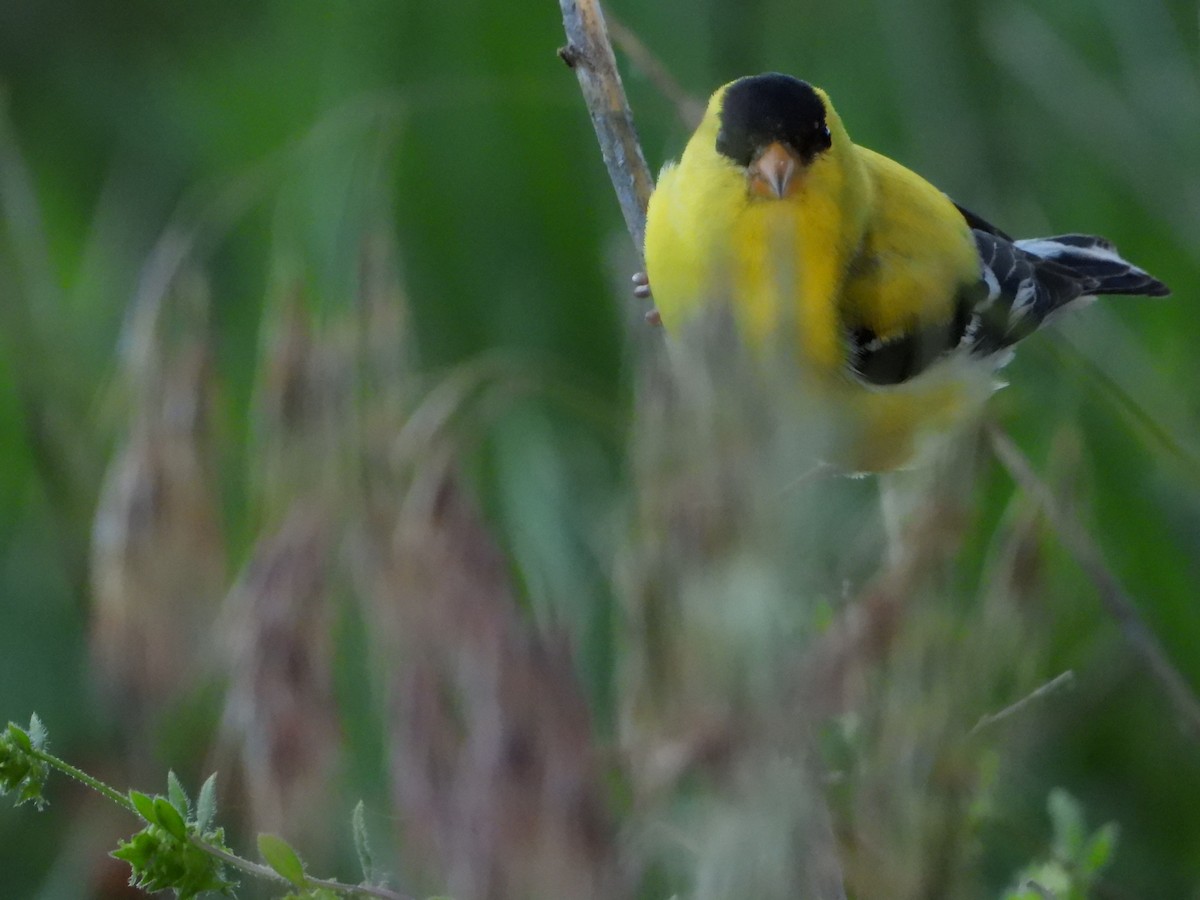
top-left (1002, 789), bottom-right (1119, 900)
top-left (258, 833), bottom-right (308, 888)
top-left (3, 715), bottom-right (412, 899)
top-left (1, 0), bottom-right (1199, 897)
top-left (112, 821), bottom-right (235, 899)
top-left (351, 800), bottom-right (377, 886)
top-left (0, 716), bottom-right (49, 810)
top-left (196, 772), bottom-right (219, 833)
top-left (114, 773), bottom-right (237, 899)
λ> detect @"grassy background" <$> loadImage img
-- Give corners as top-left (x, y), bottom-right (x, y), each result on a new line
top-left (1, 0), bottom-right (1199, 897)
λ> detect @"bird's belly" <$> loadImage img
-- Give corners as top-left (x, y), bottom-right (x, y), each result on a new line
top-left (828, 354), bottom-right (997, 472)
top-left (835, 357), bottom-right (993, 475)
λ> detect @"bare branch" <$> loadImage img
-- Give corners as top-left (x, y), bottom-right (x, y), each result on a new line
top-left (558, 0), bottom-right (655, 259)
top-left (970, 670), bottom-right (1076, 736)
top-left (989, 425), bottom-right (1200, 744)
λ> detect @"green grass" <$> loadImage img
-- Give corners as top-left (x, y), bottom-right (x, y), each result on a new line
top-left (1, 1), bottom-right (1199, 896)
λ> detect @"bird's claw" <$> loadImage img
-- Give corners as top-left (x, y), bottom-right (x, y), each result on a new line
top-left (632, 272), bottom-right (661, 326)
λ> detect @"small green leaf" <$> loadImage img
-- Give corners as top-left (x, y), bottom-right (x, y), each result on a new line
top-left (17, 778), bottom-right (45, 809)
top-left (6, 722), bottom-right (32, 754)
top-left (352, 800), bottom-right (375, 883)
top-left (1048, 788), bottom-right (1086, 858)
top-left (195, 772), bottom-right (218, 832)
top-left (154, 796), bottom-right (188, 841)
top-left (1083, 821), bottom-right (1119, 875)
top-left (167, 770), bottom-right (190, 819)
top-left (0, 722), bottom-right (49, 810)
top-left (258, 833), bottom-right (307, 887)
top-left (27, 714), bottom-right (47, 751)
top-left (129, 790), bottom-right (158, 824)
top-left (112, 826), bottom-right (156, 872)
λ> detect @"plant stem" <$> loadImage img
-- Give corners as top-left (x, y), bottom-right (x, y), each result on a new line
top-left (32, 745), bottom-right (414, 899)
top-left (193, 836), bottom-right (414, 900)
top-left (970, 669), bottom-right (1076, 736)
top-left (32, 748), bottom-right (136, 813)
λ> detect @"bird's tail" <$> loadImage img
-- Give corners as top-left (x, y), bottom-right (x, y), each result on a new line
top-left (1014, 234), bottom-right (1170, 297)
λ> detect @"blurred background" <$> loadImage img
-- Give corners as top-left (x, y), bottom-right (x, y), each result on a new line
top-left (1, 0), bottom-right (1200, 897)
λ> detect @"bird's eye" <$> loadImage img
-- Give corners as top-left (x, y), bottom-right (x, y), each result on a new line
top-left (821, 124), bottom-right (831, 138)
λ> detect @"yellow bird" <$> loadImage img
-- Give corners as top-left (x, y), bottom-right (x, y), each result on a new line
top-left (642, 73), bottom-right (1169, 472)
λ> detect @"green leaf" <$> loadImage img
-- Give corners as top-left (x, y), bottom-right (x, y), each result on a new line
top-left (27, 714), bottom-right (47, 751)
top-left (114, 823), bottom-right (237, 899)
top-left (195, 772), bottom-right (218, 832)
top-left (1048, 788), bottom-right (1086, 858)
top-left (0, 722), bottom-right (49, 810)
top-left (129, 790), bottom-right (158, 824)
top-left (17, 778), bottom-right (45, 808)
top-left (6, 722), bottom-right (32, 754)
top-left (167, 770), bottom-right (190, 819)
top-left (352, 800), bottom-right (375, 884)
top-left (1083, 821), bottom-right (1120, 876)
top-left (258, 833), bottom-right (307, 887)
top-left (154, 796), bottom-right (188, 841)
top-left (112, 826), bottom-right (156, 873)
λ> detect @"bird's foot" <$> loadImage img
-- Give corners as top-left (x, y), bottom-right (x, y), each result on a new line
top-left (632, 272), bottom-right (662, 326)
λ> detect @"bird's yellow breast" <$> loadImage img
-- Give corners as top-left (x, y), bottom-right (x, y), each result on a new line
top-left (645, 130), bottom-right (871, 372)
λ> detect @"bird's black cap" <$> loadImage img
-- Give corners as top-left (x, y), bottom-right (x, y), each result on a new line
top-left (715, 74), bottom-right (832, 167)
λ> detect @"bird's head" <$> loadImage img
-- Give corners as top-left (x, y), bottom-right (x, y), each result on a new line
top-left (706, 73), bottom-right (836, 201)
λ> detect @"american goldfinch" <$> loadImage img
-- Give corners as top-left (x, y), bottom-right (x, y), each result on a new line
top-left (643, 73), bottom-right (1169, 472)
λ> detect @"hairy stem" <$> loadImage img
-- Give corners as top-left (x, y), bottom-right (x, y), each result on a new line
top-left (194, 836), bottom-right (413, 900)
top-left (32, 748), bottom-right (137, 813)
top-left (33, 745), bottom-right (413, 899)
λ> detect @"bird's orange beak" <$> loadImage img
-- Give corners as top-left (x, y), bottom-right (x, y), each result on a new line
top-left (748, 141), bottom-right (801, 199)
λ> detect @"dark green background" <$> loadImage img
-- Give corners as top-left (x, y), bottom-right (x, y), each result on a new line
top-left (1, 0), bottom-right (1199, 896)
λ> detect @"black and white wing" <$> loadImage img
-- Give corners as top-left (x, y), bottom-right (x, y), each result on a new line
top-left (850, 203), bottom-right (1169, 385)
top-left (966, 230), bottom-right (1169, 355)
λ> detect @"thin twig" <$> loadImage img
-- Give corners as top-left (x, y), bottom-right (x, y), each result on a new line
top-left (557, 0), bottom-right (655, 258)
top-left (988, 425), bottom-right (1200, 744)
top-left (194, 837), bottom-right (413, 900)
top-left (33, 747), bottom-right (138, 813)
top-left (605, 14), bottom-right (705, 129)
top-left (970, 670), bottom-right (1076, 736)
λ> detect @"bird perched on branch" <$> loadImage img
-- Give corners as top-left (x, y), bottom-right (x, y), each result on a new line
top-left (642, 73), bottom-right (1169, 472)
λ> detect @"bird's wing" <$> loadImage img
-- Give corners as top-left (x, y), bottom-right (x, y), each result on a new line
top-left (850, 230), bottom-right (1090, 384)
top-left (949, 199), bottom-right (1013, 242)
top-left (849, 300), bottom-right (974, 386)
top-left (965, 230), bottom-right (1091, 354)
top-left (848, 189), bottom-right (1165, 386)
